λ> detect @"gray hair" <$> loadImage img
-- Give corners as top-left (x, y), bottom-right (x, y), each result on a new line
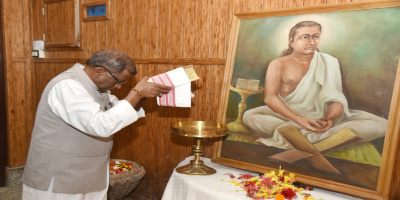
top-left (87, 49), bottom-right (136, 75)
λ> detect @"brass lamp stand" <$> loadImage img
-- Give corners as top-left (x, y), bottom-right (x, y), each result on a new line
top-left (227, 85), bottom-right (264, 133)
top-left (170, 121), bottom-right (228, 175)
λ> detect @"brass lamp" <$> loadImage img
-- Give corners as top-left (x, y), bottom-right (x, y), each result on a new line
top-left (170, 121), bottom-right (228, 175)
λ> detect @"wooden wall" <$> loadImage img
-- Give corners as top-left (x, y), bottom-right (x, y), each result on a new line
top-left (0, 0), bottom-right (7, 187)
top-left (2, 0), bottom-right (400, 199)
top-left (2, 0), bottom-right (35, 168)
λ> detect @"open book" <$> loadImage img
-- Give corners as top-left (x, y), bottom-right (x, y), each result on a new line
top-left (268, 127), bottom-right (362, 160)
top-left (313, 127), bottom-right (361, 152)
top-left (268, 126), bottom-right (362, 173)
top-left (236, 78), bottom-right (260, 90)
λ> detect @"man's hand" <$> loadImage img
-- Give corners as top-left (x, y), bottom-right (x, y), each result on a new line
top-left (124, 76), bottom-right (172, 109)
top-left (133, 76), bottom-right (172, 98)
top-left (294, 116), bottom-right (322, 132)
top-left (316, 118), bottom-right (334, 133)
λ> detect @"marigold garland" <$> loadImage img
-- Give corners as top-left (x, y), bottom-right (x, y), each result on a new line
top-left (224, 168), bottom-right (320, 200)
top-left (109, 160), bottom-right (133, 175)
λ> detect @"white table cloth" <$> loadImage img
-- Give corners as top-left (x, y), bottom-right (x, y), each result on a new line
top-left (162, 156), bottom-right (363, 200)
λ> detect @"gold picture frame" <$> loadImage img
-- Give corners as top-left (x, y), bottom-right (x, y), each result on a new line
top-left (212, 1), bottom-right (400, 199)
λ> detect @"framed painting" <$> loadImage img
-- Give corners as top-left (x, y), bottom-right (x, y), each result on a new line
top-left (212, 1), bottom-right (400, 199)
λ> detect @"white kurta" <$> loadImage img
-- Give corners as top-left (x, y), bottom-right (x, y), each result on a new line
top-left (23, 78), bottom-right (145, 200)
top-left (243, 52), bottom-right (388, 149)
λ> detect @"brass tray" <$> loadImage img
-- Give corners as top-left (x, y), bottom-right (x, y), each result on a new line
top-left (170, 121), bottom-right (228, 138)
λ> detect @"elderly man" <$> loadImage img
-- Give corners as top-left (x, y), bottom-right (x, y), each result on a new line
top-left (243, 21), bottom-right (387, 149)
top-left (22, 49), bottom-right (171, 200)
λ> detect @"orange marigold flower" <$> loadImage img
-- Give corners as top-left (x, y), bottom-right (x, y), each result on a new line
top-left (224, 168), bottom-right (316, 200)
top-left (275, 194), bottom-right (285, 200)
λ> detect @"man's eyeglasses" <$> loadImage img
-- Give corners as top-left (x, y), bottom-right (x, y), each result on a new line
top-left (96, 65), bottom-right (123, 85)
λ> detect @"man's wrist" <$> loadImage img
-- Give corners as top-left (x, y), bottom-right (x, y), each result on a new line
top-left (131, 88), bottom-right (145, 99)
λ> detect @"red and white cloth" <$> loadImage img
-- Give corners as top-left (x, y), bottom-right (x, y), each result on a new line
top-left (149, 67), bottom-right (193, 107)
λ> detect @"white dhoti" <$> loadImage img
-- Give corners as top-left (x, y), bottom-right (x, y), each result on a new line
top-left (22, 177), bottom-right (108, 200)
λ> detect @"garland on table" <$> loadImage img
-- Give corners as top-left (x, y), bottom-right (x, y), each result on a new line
top-left (224, 168), bottom-right (322, 200)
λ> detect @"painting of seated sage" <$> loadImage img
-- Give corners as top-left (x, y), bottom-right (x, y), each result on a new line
top-left (214, 2), bottom-right (400, 199)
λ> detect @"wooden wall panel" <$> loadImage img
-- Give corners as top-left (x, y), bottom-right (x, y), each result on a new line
top-left (327, 0), bottom-right (352, 4)
top-left (81, 0), bottom-right (100, 57)
top-left (182, 0), bottom-right (196, 58)
top-left (158, 0), bottom-right (169, 58)
top-left (264, 0), bottom-right (283, 10)
top-left (2, 0), bottom-right (34, 168)
top-left (304, 0), bottom-right (326, 7)
top-left (0, 1), bottom-right (7, 184)
top-left (115, 0), bottom-right (127, 52)
top-left (97, 20), bottom-right (107, 50)
top-left (170, 1), bottom-right (183, 58)
top-left (282, 0), bottom-right (302, 9)
top-left (2, 0), bottom-right (398, 199)
top-left (226, 0), bottom-right (247, 56)
top-left (196, 0), bottom-right (212, 58)
top-left (7, 62), bottom-right (28, 167)
top-left (23, 0), bottom-right (36, 144)
top-left (105, 0), bottom-right (117, 51)
top-left (8, 0), bottom-right (25, 58)
top-left (136, 1), bottom-right (148, 58)
top-left (45, 0), bottom-right (76, 46)
top-left (211, 0), bottom-right (228, 58)
top-left (124, 1), bottom-right (136, 57)
top-left (246, 0), bottom-right (264, 12)
top-left (31, 0), bottom-right (44, 40)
